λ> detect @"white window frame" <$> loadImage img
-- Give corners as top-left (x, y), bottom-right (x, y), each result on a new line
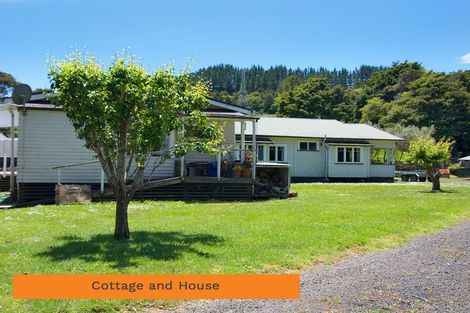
top-left (268, 144), bottom-right (287, 162)
top-left (235, 143), bottom-right (268, 162)
top-left (298, 141), bottom-right (319, 151)
top-left (336, 146), bottom-right (362, 164)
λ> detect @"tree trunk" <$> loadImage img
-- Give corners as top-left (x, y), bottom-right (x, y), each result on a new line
top-left (431, 175), bottom-right (441, 191)
top-left (428, 169), bottom-right (441, 191)
top-left (114, 192), bottom-right (130, 240)
top-left (114, 119), bottom-right (130, 240)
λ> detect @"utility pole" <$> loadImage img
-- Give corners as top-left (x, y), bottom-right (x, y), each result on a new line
top-left (236, 69), bottom-right (248, 107)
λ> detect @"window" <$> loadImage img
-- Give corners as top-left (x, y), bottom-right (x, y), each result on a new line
top-left (337, 146), bottom-right (361, 163)
top-left (299, 141), bottom-right (317, 151)
top-left (277, 146), bottom-right (285, 161)
top-left (354, 148), bottom-right (361, 163)
top-left (371, 148), bottom-right (393, 164)
top-left (257, 145), bottom-right (265, 161)
top-left (337, 147), bottom-right (344, 162)
top-left (152, 134), bottom-right (171, 156)
top-left (269, 146), bottom-right (276, 161)
top-left (235, 143), bottom-right (252, 161)
top-left (235, 144), bottom-right (268, 162)
top-left (268, 145), bottom-right (286, 162)
top-left (346, 148), bottom-right (352, 162)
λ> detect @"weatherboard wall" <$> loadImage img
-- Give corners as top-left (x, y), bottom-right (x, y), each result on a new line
top-left (248, 137), bottom-right (396, 179)
top-left (17, 110), bottom-right (174, 184)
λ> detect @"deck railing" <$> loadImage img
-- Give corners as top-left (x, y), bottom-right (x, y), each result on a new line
top-left (51, 160), bottom-right (105, 193)
top-left (2, 153), bottom-right (16, 178)
top-left (181, 147), bottom-right (256, 181)
top-left (51, 147), bottom-right (256, 194)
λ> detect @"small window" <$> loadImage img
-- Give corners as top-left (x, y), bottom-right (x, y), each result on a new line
top-left (337, 146), bottom-right (361, 163)
top-left (337, 147), bottom-right (344, 162)
top-left (299, 141), bottom-right (317, 151)
top-left (268, 145), bottom-right (287, 162)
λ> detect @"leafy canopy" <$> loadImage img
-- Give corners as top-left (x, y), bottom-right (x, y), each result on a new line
top-left (49, 52), bottom-right (222, 169)
top-left (406, 136), bottom-right (453, 170)
top-left (0, 71), bottom-right (16, 96)
top-left (48, 51), bottom-right (224, 199)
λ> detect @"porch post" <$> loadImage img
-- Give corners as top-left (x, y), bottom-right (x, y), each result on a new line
top-left (2, 153), bottom-right (6, 178)
top-left (100, 168), bottom-right (105, 194)
top-left (252, 119), bottom-right (256, 180)
top-left (216, 152), bottom-right (221, 181)
top-left (9, 108), bottom-right (15, 197)
top-left (240, 121), bottom-right (246, 162)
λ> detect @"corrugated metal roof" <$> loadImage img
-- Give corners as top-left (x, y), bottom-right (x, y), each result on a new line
top-left (256, 162), bottom-right (290, 168)
top-left (236, 117), bottom-right (403, 141)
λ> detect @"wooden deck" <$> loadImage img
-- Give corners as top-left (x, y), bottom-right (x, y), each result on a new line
top-left (18, 176), bottom-right (254, 202)
top-left (134, 176), bottom-right (253, 201)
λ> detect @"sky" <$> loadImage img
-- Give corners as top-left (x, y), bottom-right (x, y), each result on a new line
top-left (1, 0), bottom-right (470, 89)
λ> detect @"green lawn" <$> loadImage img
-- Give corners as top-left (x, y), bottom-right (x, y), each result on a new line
top-left (1, 183), bottom-right (469, 313)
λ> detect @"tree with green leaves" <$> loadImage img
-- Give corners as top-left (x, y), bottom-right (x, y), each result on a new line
top-left (405, 137), bottom-right (453, 191)
top-left (384, 124), bottom-right (435, 162)
top-left (275, 76), bottom-right (332, 118)
top-left (0, 71), bottom-right (17, 96)
top-left (49, 53), bottom-right (223, 240)
top-left (360, 97), bottom-right (390, 125)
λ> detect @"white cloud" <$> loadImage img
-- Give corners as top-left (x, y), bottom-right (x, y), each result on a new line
top-left (460, 52), bottom-right (470, 64)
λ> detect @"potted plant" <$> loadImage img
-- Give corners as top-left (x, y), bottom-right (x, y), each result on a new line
top-left (241, 151), bottom-right (253, 177)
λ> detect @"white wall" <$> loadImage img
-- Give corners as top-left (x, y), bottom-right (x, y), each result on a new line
top-left (18, 110), bottom-right (175, 184)
top-left (327, 146), bottom-right (370, 178)
top-left (369, 165), bottom-right (395, 177)
top-left (248, 137), bottom-right (396, 179)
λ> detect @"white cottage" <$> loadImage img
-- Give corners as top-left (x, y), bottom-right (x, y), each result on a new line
top-left (236, 117), bottom-right (402, 182)
top-left (16, 98), bottom-right (260, 201)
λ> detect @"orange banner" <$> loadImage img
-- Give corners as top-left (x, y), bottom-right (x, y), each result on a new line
top-left (13, 274), bottom-right (300, 299)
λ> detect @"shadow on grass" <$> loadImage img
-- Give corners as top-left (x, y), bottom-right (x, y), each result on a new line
top-left (418, 189), bottom-right (457, 194)
top-left (37, 231), bottom-right (224, 268)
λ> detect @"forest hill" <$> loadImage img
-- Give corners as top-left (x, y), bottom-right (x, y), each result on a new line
top-left (195, 62), bottom-right (470, 155)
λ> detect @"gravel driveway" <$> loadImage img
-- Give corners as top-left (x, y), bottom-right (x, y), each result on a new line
top-left (156, 220), bottom-right (470, 313)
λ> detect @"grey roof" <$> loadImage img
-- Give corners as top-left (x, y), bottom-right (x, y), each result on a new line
top-left (458, 156), bottom-right (470, 161)
top-left (256, 162), bottom-right (290, 168)
top-left (236, 117), bottom-right (403, 141)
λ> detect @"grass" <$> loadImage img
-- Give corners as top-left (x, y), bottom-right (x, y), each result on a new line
top-left (1, 183), bottom-right (469, 312)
